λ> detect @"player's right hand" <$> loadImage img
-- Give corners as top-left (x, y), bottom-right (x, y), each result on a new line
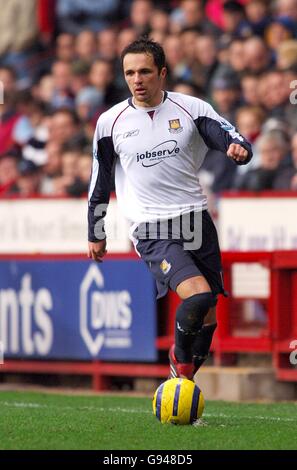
top-left (227, 143), bottom-right (248, 162)
top-left (88, 240), bottom-right (107, 262)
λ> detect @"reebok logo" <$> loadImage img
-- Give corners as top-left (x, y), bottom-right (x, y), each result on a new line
top-left (123, 129), bottom-right (140, 138)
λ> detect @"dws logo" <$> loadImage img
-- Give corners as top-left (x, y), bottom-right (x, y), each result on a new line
top-left (136, 140), bottom-right (180, 167)
top-left (80, 265), bottom-right (132, 356)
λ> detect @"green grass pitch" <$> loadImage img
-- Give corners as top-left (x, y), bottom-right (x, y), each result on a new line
top-left (1, 391), bottom-right (297, 450)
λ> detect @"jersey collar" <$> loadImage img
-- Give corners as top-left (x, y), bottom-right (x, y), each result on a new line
top-left (128, 91), bottom-right (168, 110)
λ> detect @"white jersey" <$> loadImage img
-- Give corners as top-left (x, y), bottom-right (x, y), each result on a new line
top-left (88, 91), bottom-right (252, 241)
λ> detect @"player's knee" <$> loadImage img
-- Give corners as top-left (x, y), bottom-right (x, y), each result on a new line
top-left (176, 292), bottom-right (217, 335)
top-left (204, 305), bottom-right (217, 324)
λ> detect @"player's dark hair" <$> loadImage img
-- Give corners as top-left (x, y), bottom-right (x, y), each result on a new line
top-left (121, 37), bottom-right (166, 73)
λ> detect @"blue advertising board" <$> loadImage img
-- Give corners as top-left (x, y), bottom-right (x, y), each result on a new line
top-left (0, 259), bottom-right (157, 361)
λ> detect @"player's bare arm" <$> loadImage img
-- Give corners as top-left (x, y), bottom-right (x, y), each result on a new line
top-left (88, 239), bottom-right (107, 262)
top-left (227, 143), bottom-right (249, 163)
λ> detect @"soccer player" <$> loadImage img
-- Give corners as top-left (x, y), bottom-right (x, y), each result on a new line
top-left (88, 38), bottom-right (252, 380)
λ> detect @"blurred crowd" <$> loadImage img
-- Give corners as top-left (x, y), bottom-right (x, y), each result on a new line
top-left (0, 0), bottom-right (297, 201)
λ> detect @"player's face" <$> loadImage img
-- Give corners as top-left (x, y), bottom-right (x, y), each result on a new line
top-left (123, 52), bottom-right (166, 107)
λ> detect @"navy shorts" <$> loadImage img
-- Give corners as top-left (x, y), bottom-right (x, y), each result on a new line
top-left (135, 211), bottom-right (226, 299)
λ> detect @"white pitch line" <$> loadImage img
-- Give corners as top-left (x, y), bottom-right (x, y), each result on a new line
top-left (0, 401), bottom-right (148, 414)
top-left (1, 401), bottom-right (44, 408)
top-left (0, 401), bottom-right (296, 423)
top-left (203, 412), bottom-right (296, 423)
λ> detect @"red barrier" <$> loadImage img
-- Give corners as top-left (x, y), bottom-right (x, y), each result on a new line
top-left (157, 251), bottom-right (297, 381)
top-left (270, 252), bottom-right (297, 381)
top-left (1, 251), bottom-right (297, 388)
top-left (214, 252), bottom-right (274, 362)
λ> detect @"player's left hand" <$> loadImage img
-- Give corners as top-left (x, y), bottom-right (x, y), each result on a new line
top-left (88, 240), bottom-right (107, 263)
top-left (227, 143), bottom-right (249, 163)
